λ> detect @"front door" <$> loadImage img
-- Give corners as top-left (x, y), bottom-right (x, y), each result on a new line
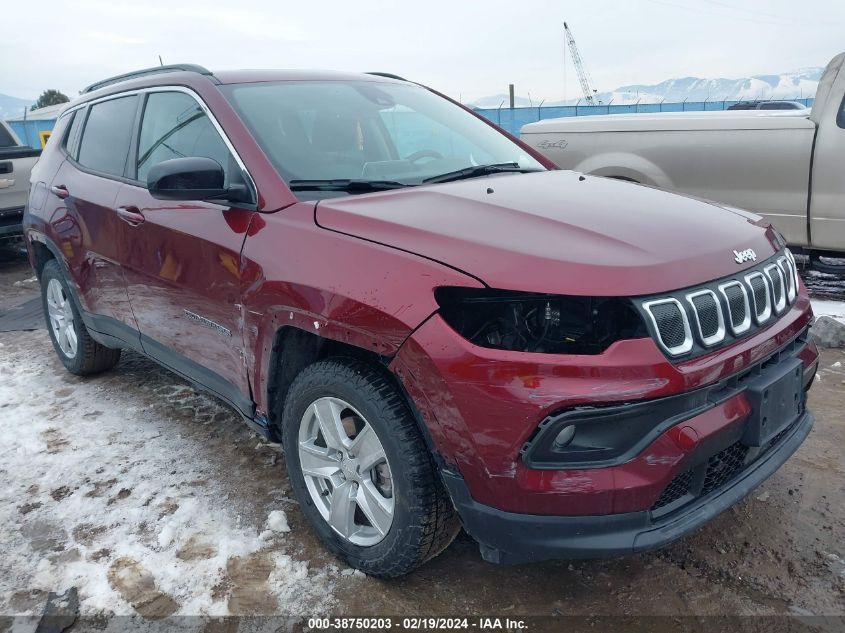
top-left (114, 90), bottom-right (255, 413)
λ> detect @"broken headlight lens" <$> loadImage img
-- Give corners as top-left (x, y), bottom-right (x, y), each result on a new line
top-left (435, 287), bottom-right (647, 355)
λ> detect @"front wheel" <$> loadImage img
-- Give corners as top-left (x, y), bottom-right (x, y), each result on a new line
top-left (40, 259), bottom-right (121, 375)
top-left (281, 358), bottom-right (460, 577)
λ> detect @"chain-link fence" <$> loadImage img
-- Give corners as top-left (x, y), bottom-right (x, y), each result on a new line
top-left (475, 98), bottom-right (815, 136)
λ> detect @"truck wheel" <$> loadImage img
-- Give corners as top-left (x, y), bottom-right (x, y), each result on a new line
top-left (281, 358), bottom-right (460, 577)
top-left (40, 259), bottom-right (121, 375)
top-left (809, 253), bottom-right (845, 275)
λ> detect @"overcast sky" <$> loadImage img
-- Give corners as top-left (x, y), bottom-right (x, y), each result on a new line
top-left (4, 0), bottom-right (844, 103)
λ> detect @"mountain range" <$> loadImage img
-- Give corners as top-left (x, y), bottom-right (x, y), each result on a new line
top-left (2, 67), bottom-right (826, 116)
top-left (470, 67), bottom-right (823, 108)
top-left (0, 93), bottom-right (34, 119)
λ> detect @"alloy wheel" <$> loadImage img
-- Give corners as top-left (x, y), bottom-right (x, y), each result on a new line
top-left (46, 278), bottom-right (78, 359)
top-left (297, 397), bottom-right (395, 546)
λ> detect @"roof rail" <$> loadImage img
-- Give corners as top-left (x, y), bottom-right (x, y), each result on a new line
top-left (365, 72), bottom-right (408, 81)
top-left (82, 64), bottom-right (213, 94)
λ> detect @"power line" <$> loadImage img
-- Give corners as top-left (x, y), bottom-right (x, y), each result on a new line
top-left (642, 0), bottom-right (842, 29)
top-left (702, 0), bottom-right (801, 22)
top-left (640, 0), bottom-right (801, 27)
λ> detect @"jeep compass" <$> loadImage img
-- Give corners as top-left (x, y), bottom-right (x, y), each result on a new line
top-left (24, 64), bottom-right (819, 577)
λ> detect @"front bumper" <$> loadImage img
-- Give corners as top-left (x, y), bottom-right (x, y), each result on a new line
top-left (443, 408), bottom-right (814, 564)
top-left (391, 294), bottom-right (816, 516)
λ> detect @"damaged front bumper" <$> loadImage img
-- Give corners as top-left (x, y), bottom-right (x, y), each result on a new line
top-left (391, 291), bottom-right (818, 563)
top-left (443, 407), bottom-right (814, 564)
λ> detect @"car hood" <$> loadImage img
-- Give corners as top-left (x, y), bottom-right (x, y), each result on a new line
top-left (314, 170), bottom-right (781, 296)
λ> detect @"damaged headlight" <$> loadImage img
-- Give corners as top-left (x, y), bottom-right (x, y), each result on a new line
top-left (435, 287), bottom-right (647, 355)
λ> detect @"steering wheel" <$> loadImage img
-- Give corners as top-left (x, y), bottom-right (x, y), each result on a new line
top-left (405, 149), bottom-right (444, 163)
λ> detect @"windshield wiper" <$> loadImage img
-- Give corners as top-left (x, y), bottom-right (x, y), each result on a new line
top-left (287, 179), bottom-right (414, 193)
top-left (422, 162), bottom-right (543, 184)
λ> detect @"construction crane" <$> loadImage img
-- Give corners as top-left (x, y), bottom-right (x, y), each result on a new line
top-left (563, 22), bottom-right (599, 105)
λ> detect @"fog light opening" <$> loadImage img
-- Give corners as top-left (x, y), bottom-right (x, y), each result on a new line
top-left (553, 425), bottom-right (576, 449)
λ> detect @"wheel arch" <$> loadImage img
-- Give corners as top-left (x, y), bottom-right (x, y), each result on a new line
top-left (262, 324), bottom-right (449, 471)
top-left (573, 152), bottom-right (673, 189)
top-left (264, 325), bottom-right (389, 439)
top-left (27, 232), bottom-right (64, 280)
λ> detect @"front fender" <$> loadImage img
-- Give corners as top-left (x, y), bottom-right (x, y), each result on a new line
top-left (240, 203), bottom-right (482, 414)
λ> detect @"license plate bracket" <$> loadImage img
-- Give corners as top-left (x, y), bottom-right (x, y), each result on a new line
top-left (742, 357), bottom-right (803, 447)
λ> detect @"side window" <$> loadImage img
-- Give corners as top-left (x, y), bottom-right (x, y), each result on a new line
top-left (136, 92), bottom-right (233, 184)
top-left (63, 111), bottom-right (83, 154)
top-left (77, 96), bottom-right (138, 177)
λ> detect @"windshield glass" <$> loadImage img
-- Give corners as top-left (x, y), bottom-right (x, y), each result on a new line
top-left (221, 80), bottom-right (544, 195)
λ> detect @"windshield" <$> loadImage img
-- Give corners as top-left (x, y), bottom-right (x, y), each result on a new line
top-left (221, 80), bottom-right (545, 196)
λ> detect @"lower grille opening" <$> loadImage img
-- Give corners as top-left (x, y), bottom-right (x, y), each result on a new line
top-left (701, 442), bottom-right (749, 496)
top-left (652, 469), bottom-right (693, 510)
top-left (651, 423), bottom-right (796, 515)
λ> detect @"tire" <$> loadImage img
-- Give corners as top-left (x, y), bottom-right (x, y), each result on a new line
top-left (281, 358), bottom-right (460, 577)
top-left (40, 259), bottom-right (121, 376)
top-left (809, 253), bottom-right (845, 275)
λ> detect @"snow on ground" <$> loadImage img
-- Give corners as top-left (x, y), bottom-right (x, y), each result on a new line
top-left (0, 344), bottom-right (341, 617)
top-left (812, 299), bottom-right (845, 325)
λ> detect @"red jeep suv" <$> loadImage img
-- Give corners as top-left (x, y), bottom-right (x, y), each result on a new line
top-left (25, 64), bottom-right (819, 577)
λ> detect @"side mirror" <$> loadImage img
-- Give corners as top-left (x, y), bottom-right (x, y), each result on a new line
top-left (147, 157), bottom-right (250, 203)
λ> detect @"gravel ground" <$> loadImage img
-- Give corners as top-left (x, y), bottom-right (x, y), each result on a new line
top-left (1, 244), bottom-right (843, 625)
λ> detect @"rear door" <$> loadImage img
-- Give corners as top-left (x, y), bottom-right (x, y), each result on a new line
top-left (49, 95), bottom-right (140, 338)
top-left (113, 89), bottom-right (256, 414)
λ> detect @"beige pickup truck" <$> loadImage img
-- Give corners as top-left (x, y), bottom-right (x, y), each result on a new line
top-left (0, 119), bottom-right (41, 241)
top-left (522, 52), bottom-right (845, 263)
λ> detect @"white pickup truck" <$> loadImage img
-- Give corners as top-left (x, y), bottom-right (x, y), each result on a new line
top-left (0, 119), bottom-right (41, 241)
top-left (522, 52), bottom-right (845, 263)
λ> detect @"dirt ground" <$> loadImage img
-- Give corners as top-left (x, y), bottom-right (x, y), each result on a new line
top-left (1, 242), bottom-right (843, 625)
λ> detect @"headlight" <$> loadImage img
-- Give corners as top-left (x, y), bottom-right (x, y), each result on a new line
top-left (435, 287), bottom-right (647, 355)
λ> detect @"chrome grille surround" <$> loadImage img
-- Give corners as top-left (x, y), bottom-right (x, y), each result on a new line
top-left (785, 249), bottom-right (800, 299)
top-left (718, 280), bottom-right (752, 336)
top-left (744, 271), bottom-right (772, 324)
top-left (778, 256), bottom-right (796, 302)
top-left (685, 289), bottom-right (725, 347)
top-left (642, 298), bottom-right (693, 356)
top-left (764, 263), bottom-right (787, 315)
top-left (638, 250), bottom-right (801, 360)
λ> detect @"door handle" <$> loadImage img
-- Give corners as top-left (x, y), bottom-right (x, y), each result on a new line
top-left (50, 185), bottom-right (69, 199)
top-left (116, 206), bottom-right (145, 226)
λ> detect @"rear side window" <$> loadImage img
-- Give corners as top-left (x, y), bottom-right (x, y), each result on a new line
top-left (77, 96), bottom-right (138, 177)
top-left (0, 123), bottom-right (16, 148)
top-left (136, 91), bottom-right (232, 184)
top-left (63, 111), bottom-right (83, 154)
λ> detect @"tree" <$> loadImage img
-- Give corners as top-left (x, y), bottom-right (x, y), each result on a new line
top-left (32, 90), bottom-right (69, 111)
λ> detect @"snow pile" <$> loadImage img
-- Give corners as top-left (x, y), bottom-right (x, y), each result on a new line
top-left (0, 341), bottom-right (338, 616)
top-left (811, 299), bottom-right (845, 325)
top-left (266, 510), bottom-right (291, 534)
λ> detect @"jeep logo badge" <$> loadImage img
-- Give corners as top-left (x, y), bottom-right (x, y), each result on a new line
top-left (733, 248), bottom-right (757, 264)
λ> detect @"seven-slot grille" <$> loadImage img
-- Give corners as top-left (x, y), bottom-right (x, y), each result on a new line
top-left (642, 250), bottom-right (801, 358)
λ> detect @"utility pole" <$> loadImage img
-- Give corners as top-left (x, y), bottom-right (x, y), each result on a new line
top-left (509, 84), bottom-right (515, 109)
